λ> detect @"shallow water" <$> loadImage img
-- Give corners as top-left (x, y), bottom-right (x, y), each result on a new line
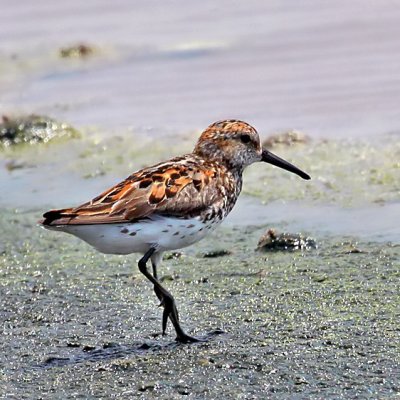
top-left (1, 1), bottom-right (400, 398)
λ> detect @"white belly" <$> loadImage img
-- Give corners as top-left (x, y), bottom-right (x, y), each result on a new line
top-left (44, 215), bottom-right (221, 255)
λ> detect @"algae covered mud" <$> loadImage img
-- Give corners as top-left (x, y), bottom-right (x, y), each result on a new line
top-left (1, 0), bottom-right (400, 397)
top-left (0, 209), bottom-right (399, 398)
top-left (0, 130), bottom-right (399, 398)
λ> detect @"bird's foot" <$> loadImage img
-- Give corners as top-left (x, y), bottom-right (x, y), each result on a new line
top-left (152, 282), bottom-right (200, 343)
top-left (175, 332), bottom-right (204, 343)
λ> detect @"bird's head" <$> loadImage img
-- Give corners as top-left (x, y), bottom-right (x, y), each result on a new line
top-left (194, 119), bottom-right (310, 179)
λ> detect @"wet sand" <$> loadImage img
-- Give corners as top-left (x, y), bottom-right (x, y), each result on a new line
top-left (1, 1), bottom-right (400, 138)
top-left (1, 209), bottom-right (399, 398)
top-left (1, 1), bottom-right (400, 398)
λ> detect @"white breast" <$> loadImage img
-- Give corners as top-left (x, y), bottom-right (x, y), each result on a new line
top-left (45, 215), bottom-right (222, 255)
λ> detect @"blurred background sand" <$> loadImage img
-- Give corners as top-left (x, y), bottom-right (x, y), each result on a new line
top-left (1, 0), bottom-right (400, 137)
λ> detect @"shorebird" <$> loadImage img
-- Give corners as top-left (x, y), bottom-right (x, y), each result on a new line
top-left (41, 120), bottom-right (310, 342)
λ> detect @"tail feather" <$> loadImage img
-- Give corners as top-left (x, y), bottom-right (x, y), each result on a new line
top-left (40, 208), bottom-right (75, 226)
top-left (40, 207), bottom-right (133, 226)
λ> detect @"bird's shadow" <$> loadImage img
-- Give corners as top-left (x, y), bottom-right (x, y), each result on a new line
top-left (38, 330), bottom-right (224, 368)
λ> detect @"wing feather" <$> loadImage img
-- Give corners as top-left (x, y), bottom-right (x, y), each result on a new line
top-left (42, 156), bottom-right (228, 226)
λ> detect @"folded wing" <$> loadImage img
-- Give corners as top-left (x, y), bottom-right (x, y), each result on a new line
top-left (42, 156), bottom-right (224, 226)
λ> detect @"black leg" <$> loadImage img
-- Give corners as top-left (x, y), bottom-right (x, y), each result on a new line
top-left (151, 259), bottom-right (167, 330)
top-left (138, 248), bottom-right (199, 343)
top-left (151, 259), bottom-right (158, 280)
top-left (151, 259), bottom-right (171, 333)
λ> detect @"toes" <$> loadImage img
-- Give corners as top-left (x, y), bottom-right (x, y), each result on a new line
top-left (175, 333), bottom-right (203, 343)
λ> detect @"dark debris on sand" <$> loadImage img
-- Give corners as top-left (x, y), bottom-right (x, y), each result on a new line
top-left (257, 228), bottom-right (317, 251)
top-left (0, 114), bottom-right (79, 147)
top-left (262, 130), bottom-right (311, 149)
top-left (59, 43), bottom-right (96, 58)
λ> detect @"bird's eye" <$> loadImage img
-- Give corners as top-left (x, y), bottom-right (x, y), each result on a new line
top-left (240, 134), bottom-right (251, 144)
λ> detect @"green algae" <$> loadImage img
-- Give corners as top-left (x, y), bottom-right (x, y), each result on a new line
top-left (0, 114), bottom-right (80, 147)
top-left (243, 136), bottom-right (400, 206)
top-left (0, 209), bottom-right (399, 398)
top-left (0, 128), bottom-right (399, 398)
top-left (1, 131), bottom-right (399, 211)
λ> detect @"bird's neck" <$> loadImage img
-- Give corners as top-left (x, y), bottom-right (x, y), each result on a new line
top-left (193, 142), bottom-right (247, 173)
top-left (220, 164), bottom-right (243, 217)
top-left (194, 150), bottom-right (246, 176)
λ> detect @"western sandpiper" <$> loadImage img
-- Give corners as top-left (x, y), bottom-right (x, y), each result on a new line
top-left (41, 120), bottom-right (310, 342)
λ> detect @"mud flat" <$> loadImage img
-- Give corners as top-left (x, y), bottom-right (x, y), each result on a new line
top-left (1, 132), bottom-right (399, 398)
top-left (0, 206), bottom-right (399, 398)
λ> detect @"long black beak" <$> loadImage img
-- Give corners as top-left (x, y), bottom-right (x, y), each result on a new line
top-left (262, 149), bottom-right (311, 180)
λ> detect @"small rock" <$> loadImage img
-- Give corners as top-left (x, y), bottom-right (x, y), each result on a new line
top-left (96, 366), bottom-right (109, 372)
top-left (263, 130), bottom-right (310, 149)
top-left (30, 284), bottom-right (46, 294)
top-left (312, 275), bottom-right (327, 283)
top-left (102, 342), bottom-right (118, 349)
top-left (209, 329), bottom-right (224, 336)
top-left (43, 356), bottom-right (70, 365)
top-left (66, 342), bottom-right (81, 348)
top-left (138, 343), bottom-right (151, 350)
top-left (164, 251), bottom-right (183, 260)
top-left (82, 344), bottom-right (96, 352)
top-left (294, 376), bottom-right (309, 385)
top-left (345, 247), bottom-right (363, 254)
top-left (257, 229), bottom-right (317, 251)
top-left (0, 114), bottom-right (79, 147)
top-left (59, 43), bottom-right (95, 58)
top-left (177, 388), bottom-right (190, 395)
top-left (203, 249), bottom-right (231, 258)
top-left (138, 382), bottom-right (155, 392)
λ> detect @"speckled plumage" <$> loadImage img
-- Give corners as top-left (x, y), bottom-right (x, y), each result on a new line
top-left (42, 120), bottom-right (259, 229)
top-left (41, 119), bottom-right (310, 342)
